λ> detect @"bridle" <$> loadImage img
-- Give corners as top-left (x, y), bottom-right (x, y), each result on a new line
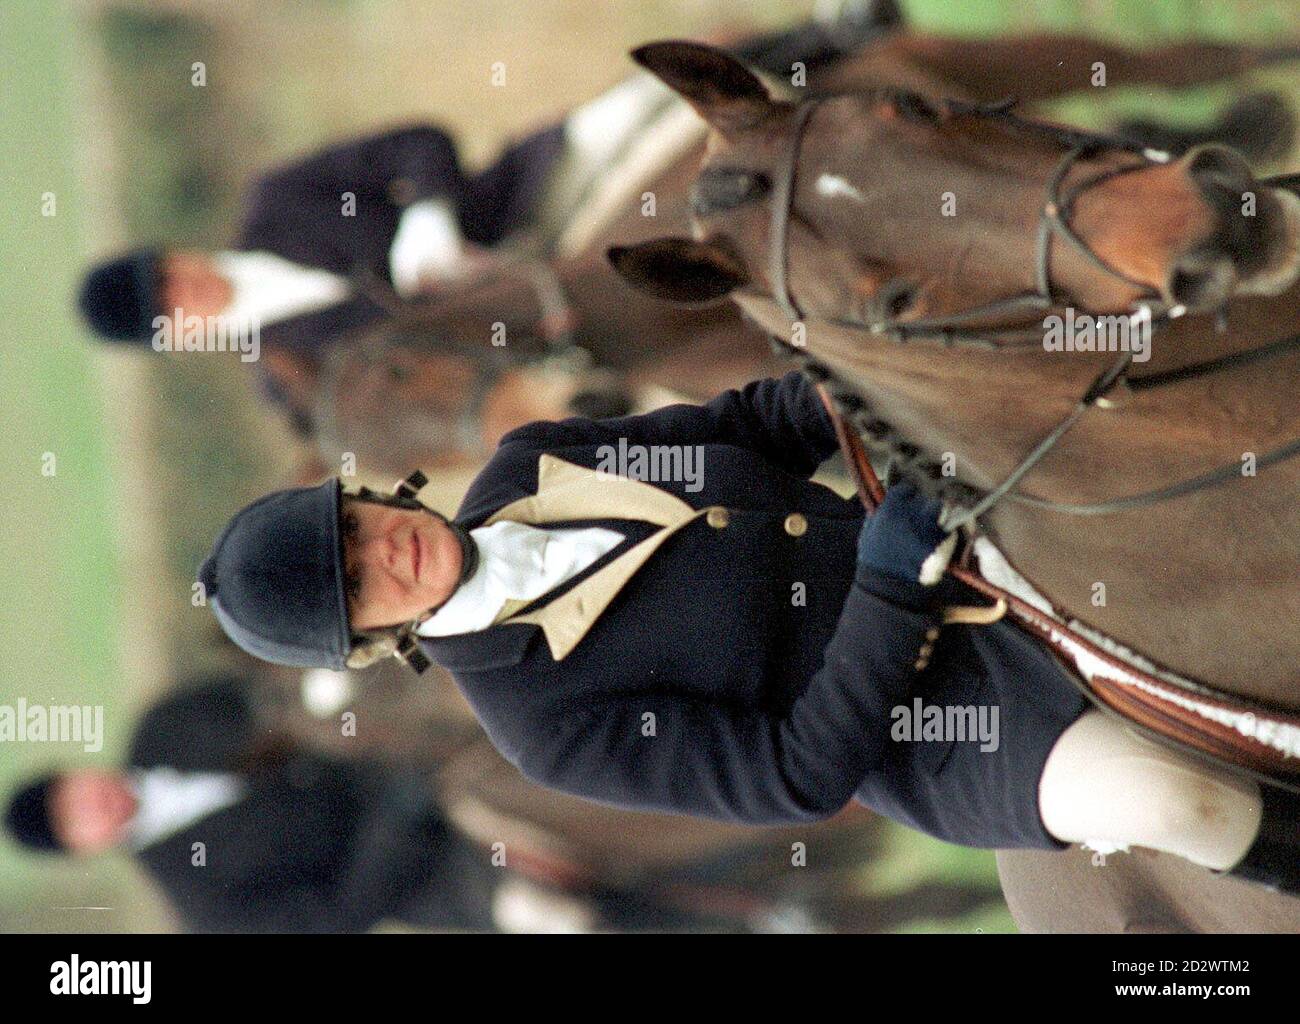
top-left (758, 93), bottom-right (1300, 795)
top-left (769, 96), bottom-right (1190, 350)
top-left (763, 95), bottom-right (1300, 530)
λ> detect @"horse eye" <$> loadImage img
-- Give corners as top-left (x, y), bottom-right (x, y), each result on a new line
top-left (341, 511), bottom-right (360, 539)
top-left (690, 167), bottom-right (771, 216)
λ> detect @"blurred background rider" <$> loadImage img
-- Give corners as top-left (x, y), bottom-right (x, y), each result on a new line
top-left (73, 6), bottom-right (901, 437)
top-left (4, 677), bottom-right (500, 932)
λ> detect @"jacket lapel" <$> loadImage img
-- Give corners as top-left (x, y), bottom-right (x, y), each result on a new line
top-left (483, 453), bottom-right (694, 527)
top-left (484, 454), bottom-right (707, 661)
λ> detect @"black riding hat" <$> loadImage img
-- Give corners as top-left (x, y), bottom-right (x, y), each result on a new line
top-left (77, 247), bottom-right (164, 342)
top-left (200, 479), bottom-right (352, 670)
top-left (199, 474), bottom-right (478, 672)
top-left (4, 774), bottom-right (63, 853)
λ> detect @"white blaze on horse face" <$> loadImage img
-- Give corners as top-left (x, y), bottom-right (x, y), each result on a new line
top-left (815, 173), bottom-right (868, 206)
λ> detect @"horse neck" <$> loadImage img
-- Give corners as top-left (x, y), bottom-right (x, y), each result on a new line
top-left (735, 292), bottom-right (1099, 485)
top-left (738, 287), bottom-right (1299, 486)
top-left (736, 291), bottom-right (1300, 703)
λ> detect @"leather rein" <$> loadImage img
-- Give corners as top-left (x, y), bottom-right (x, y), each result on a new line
top-left (762, 96), bottom-right (1300, 788)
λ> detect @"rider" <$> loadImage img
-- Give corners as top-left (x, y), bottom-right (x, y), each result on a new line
top-left (74, 8), bottom-right (903, 438)
top-left (197, 370), bottom-right (1300, 897)
top-left (2, 677), bottom-right (499, 932)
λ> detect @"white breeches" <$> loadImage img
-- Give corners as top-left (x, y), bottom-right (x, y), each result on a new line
top-left (1038, 709), bottom-right (1262, 870)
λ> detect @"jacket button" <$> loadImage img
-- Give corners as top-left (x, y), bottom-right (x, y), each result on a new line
top-left (783, 513), bottom-right (808, 537)
top-left (706, 506), bottom-right (730, 529)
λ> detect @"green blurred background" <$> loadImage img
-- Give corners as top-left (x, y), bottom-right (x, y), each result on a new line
top-left (2, 0), bottom-right (1298, 932)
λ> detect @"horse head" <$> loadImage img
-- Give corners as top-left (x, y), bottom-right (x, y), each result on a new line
top-left (314, 275), bottom-right (631, 477)
top-left (610, 40), bottom-right (1300, 331)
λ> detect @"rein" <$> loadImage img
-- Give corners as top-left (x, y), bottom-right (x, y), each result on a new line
top-left (826, 398), bottom-right (1300, 792)
top-left (317, 249), bottom-right (599, 462)
top-left (760, 96), bottom-right (1300, 788)
top-left (420, 246), bottom-right (583, 354)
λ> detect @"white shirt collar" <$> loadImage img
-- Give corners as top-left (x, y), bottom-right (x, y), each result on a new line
top-left (212, 250), bottom-right (351, 328)
top-left (125, 767), bottom-right (246, 851)
top-left (417, 521), bottom-right (623, 637)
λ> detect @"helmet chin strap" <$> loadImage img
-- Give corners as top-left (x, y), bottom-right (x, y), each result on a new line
top-left (349, 470), bottom-right (482, 674)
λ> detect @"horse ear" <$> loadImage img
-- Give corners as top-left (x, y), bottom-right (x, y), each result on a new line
top-left (608, 238), bottom-right (749, 304)
top-left (632, 41), bottom-right (771, 138)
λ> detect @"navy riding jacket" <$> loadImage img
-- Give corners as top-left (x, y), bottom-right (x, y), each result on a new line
top-left (421, 371), bottom-right (1088, 848)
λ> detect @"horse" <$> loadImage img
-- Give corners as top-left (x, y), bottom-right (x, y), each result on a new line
top-left (608, 40), bottom-right (1300, 932)
top-left (311, 244), bottom-right (783, 474)
top-left (307, 25), bottom-right (1299, 476)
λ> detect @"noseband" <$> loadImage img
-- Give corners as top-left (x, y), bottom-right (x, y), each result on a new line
top-left (762, 95), bottom-right (1300, 529)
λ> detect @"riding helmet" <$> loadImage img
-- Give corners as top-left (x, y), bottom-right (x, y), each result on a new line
top-left (199, 479), bottom-right (353, 670)
top-left (77, 247), bottom-right (164, 342)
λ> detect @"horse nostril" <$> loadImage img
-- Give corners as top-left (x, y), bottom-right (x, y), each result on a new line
top-left (1165, 248), bottom-right (1238, 312)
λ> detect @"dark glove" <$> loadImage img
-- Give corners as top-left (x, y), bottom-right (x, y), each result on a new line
top-left (856, 480), bottom-right (957, 586)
